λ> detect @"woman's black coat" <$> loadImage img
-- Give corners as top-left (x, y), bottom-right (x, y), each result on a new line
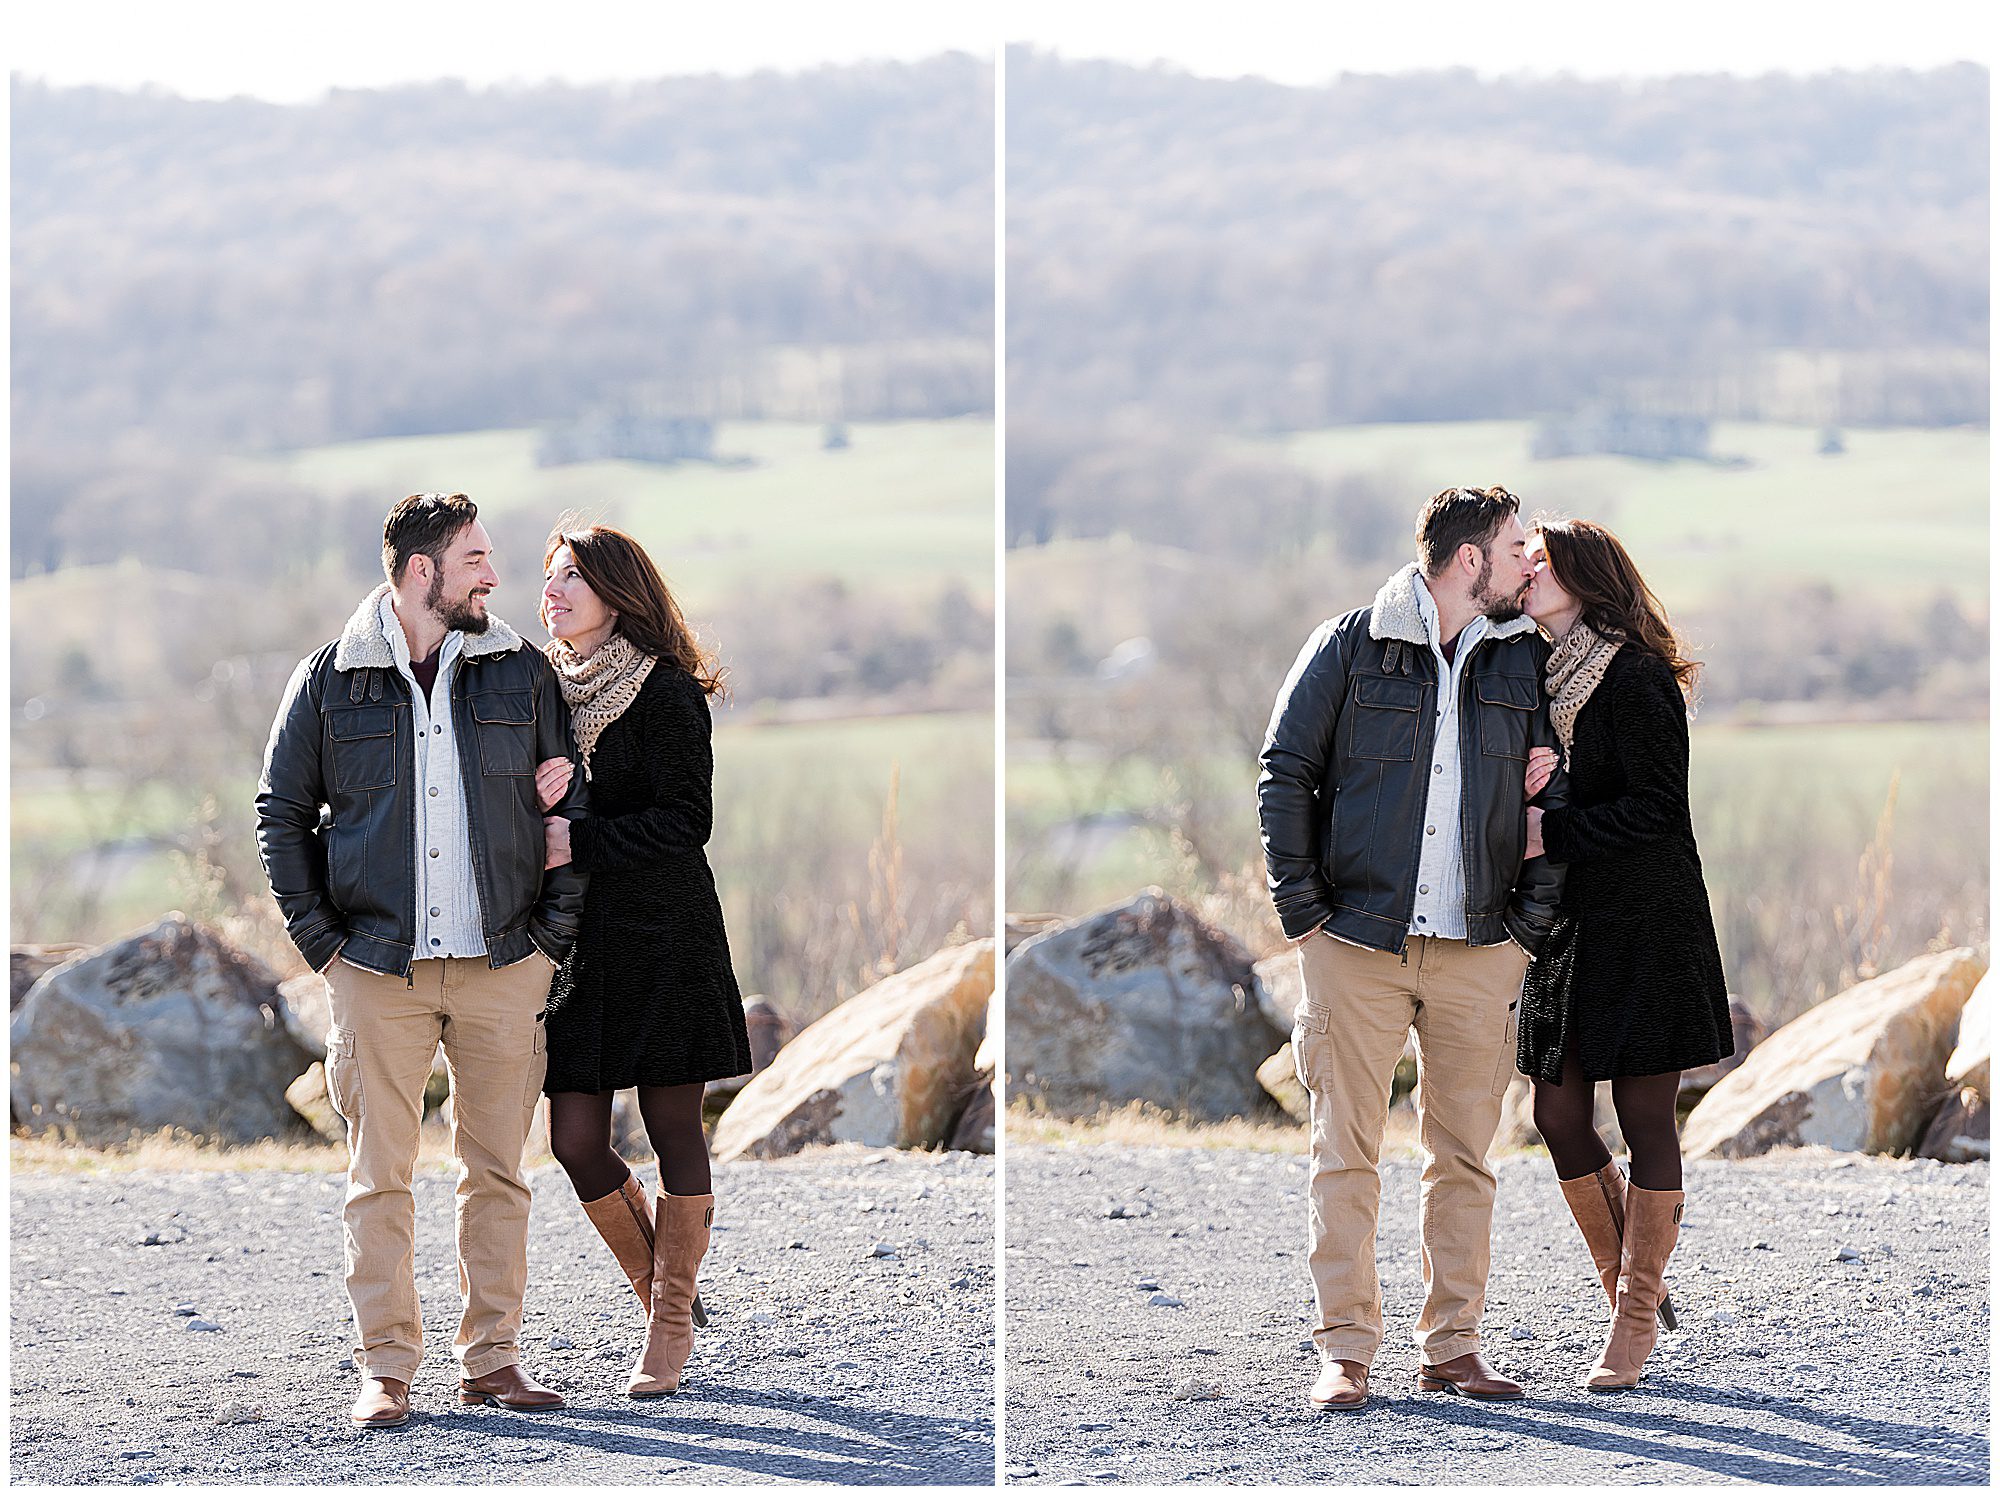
top-left (543, 663), bottom-right (752, 1093)
top-left (1518, 647), bottom-right (1733, 1083)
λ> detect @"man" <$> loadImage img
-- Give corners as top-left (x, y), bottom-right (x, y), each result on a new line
top-left (1256, 485), bottom-right (1568, 1412)
top-left (257, 493), bottom-right (586, 1429)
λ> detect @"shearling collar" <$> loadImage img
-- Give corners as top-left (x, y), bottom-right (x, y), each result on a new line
top-left (332, 583), bottom-right (523, 672)
top-left (1368, 562), bottom-right (1537, 646)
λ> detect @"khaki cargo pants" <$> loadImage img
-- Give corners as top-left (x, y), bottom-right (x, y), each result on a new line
top-left (1293, 932), bottom-right (1528, 1366)
top-left (324, 954), bottom-right (553, 1383)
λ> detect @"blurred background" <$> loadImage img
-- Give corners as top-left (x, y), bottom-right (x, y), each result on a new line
top-left (12, 20), bottom-right (995, 1026)
top-left (1004, 26), bottom-right (1988, 1026)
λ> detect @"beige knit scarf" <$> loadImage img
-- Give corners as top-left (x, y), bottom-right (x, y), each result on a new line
top-left (544, 631), bottom-right (656, 779)
top-left (1545, 621), bottom-right (1621, 757)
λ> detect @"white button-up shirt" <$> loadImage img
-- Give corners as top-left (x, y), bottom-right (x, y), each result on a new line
top-left (1409, 576), bottom-right (1492, 942)
top-left (380, 593), bottom-right (487, 960)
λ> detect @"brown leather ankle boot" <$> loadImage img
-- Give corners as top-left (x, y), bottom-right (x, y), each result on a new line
top-left (580, 1172), bottom-right (655, 1316)
top-left (1586, 1183), bottom-right (1683, 1390)
top-left (625, 1192), bottom-right (713, 1398)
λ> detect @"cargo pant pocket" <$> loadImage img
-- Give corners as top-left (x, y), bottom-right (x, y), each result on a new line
top-left (1292, 1000), bottom-right (1332, 1091)
top-left (524, 1013), bottom-right (549, 1109)
top-left (326, 1027), bottom-right (364, 1120)
top-left (1492, 1000), bottom-right (1520, 1096)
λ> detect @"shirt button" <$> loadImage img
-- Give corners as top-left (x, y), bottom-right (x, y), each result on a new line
top-left (1433, 764), bottom-right (1443, 774)
top-left (430, 938), bottom-right (441, 947)
top-left (1419, 884), bottom-right (1429, 894)
top-left (1417, 915), bottom-right (1428, 924)
top-left (429, 848), bottom-right (439, 858)
top-left (433, 725), bottom-right (442, 734)
top-left (1426, 825), bottom-right (1436, 835)
top-left (429, 786), bottom-right (439, 797)
top-left (430, 907), bottom-right (441, 917)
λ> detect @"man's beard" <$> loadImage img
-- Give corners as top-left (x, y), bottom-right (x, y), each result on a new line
top-left (1472, 550), bottom-right (1527, 623)
top-left (427, 569), bottom-right (491, 634)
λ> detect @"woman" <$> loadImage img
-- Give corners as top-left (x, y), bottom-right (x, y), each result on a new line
top-left (1517, 517), bottom-right (1731, 1391)
top-left (531, 520), bottom-right (752, 1399)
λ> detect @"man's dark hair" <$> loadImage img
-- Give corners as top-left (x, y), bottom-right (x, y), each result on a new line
top-left (1415, 486), bottom-right (1521, 577)
top-left (382, 492), bottom-right (479, 584)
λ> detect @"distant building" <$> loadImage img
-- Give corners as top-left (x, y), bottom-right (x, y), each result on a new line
top-left (1531, 406), bottom-right (1712, 462)
top-left (535, 410), bottom-right (716, 467)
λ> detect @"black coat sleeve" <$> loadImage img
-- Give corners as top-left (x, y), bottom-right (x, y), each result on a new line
top-left (255, 652), bottom-right (347, 973)
top-left (1257, 619), bottom-right (1347, 940)
top-left (529, 655), bottom-right (589, 960)
top-left (570, 670), bottom-right (714, 873)
top-left (1505, 688), bottom-right (1570, 954)
top-left (1541, 654), bottom-right (1690, 866)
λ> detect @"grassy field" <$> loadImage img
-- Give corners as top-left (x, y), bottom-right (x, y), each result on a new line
top-left (240, 417), bottom-right (995, 606)
top-left (12, 708), bottom-right (994, 969)
top-left (1249, 420), bottom-right (1988, 607)
top-left (1007, 719), bottom-right (1989, 1009)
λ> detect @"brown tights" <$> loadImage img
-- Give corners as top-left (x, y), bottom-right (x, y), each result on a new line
top-left (1531, 1041), bottom-right (1684, 1192)
top-left (547, 1084), bottom-right (712, 1199)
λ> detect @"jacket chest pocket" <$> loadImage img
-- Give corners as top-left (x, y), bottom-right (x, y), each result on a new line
top-left (1477, 673), bottom-right (1540, 761)
top-left (327, 706), bottom-right (398, 791)
top-left (471, 691), bottom-right (535, 775)
top-left (1346, 674), bottom-right (1424, 762)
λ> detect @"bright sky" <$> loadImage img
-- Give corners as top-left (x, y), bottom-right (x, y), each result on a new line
top-left (1005, 2), bottom-right (1991, 82)
top-left (9, 1), bottom-right (997, 101)
top-left (11, 1), bottom-right (1989, 100)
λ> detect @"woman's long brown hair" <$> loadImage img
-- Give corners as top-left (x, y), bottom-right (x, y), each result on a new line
top-left (1534, 518), bottom-right (1701, 699)
top-left (541, 519), bottom-right (728, 698)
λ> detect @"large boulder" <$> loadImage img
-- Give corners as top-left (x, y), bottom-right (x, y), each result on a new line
top-left (1006, 890), bottom-right (1284, 1122)
top-left (711, 940), bottom-right (994, 1162)
top-left (1916, 1086), bottom-right (1990, 1164)
top-left (948, 981), bottom-right (1001, 1153)
top-left (1682, 949), bottom-right (1986, 1160)
top-left (1678, 999), bottom-right (1768, 1097)
top-left (704, 998), bottom-right (790, 1116)
top-left (12, 944), bottom-right (92, 1011)
top-left (1257, 1044), bottom-right (1309, 1124)
top-left (1944, 972), bottom-right (1990, 1098)
top-left (10, 914), bottom-right (316, 1145)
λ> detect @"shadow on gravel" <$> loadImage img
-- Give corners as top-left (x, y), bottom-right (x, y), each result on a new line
top-left (447, 1385), bottom-right (992, 1485)
top-left (1392, 1381), bottom-right (1988, 1486)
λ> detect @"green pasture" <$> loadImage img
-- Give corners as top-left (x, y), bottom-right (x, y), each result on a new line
top-left (241, 418), bottom-right (994, 606)
top-left (11, 708), bottom-right (994, 952)
top-left (1249, 420), bottom-right (1987, 608)
top-left (1007, 718), bottom-right (1989, 925)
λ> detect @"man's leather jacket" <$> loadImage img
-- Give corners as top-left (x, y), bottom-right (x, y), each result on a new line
top-left (256, 585), bottom-right (587, 978)
top-left (1257, 564), bottom-right (1568, 954)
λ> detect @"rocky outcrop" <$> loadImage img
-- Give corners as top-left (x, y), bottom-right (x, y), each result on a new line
top-left (1006, 891), bottom-right (1283, 1122)
top-left (1916, 1087), bottom-right (1990, 1163)
top-left (1944, 972), bottom-right (1989, 1097)
top-left (10, 914), bottom-right (316, 1145)
top-left (1256, 1044), bottom-right (1309, 1124)
top-left (949, 983), bottom-right (1001, 1153)
top-left (711, 941), bottom-right (995, 1162)
top-left (1679, 999), bottom-right (1768, 1096)
top-left (285, 1063), bottom-right (344, 1143)
top-left (1682, 949), bottom-right (1985, 1160)
top-left (12, 944), bottom-right (91, 1011)
top-left (704, 998), bottom-right (791, 1118)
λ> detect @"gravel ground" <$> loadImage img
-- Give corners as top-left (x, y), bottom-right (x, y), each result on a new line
top-left (1004, 1142), bottom-right (1989, 1486)
top-left (10, 1145), bottom-right (994, 1485)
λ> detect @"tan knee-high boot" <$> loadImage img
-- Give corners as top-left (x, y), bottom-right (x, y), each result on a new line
top-left (1558, 1164), bottom-right (1625, 1306)
top-left (579, 1172), bottom-right (655, 1315)
top-left (1596, 1163), bottom-right (1679, 1331)
top-left (1586, 1183), bottom-right (1683, 1390)
top-left (625, 1192), bottom-right (713, 1398)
